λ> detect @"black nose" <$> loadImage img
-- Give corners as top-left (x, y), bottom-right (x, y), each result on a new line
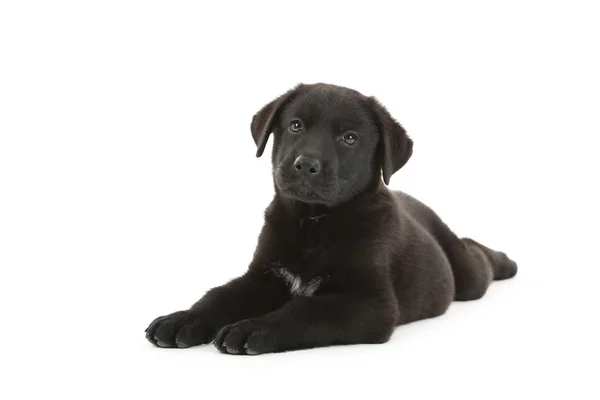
top-left (294, 155), bottom-right (321, 176)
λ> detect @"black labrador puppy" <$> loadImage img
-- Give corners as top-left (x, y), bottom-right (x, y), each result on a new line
top-left (145, 83), bottom-right (517, 355)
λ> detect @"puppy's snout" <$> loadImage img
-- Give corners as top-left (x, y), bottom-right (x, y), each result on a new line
top-left (294, 155), bottom-right (321, 176)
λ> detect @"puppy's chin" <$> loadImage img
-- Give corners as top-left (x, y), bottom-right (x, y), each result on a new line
top-left (279, 184), bottom-right (331, 205)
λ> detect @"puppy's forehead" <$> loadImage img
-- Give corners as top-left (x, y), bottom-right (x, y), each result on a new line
top-left (284, 85), bottom-right (372, 128)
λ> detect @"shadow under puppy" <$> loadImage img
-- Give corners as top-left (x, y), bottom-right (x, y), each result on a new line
top-left (146, 83), bottom-right (518, 355)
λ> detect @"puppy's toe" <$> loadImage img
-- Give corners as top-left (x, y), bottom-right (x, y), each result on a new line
top-left (145, 310), bottom-right (212, 349)
top-left (175, 340), bottom-right (191, 349)
top-left (214, 320), bottom-right (253, 355)
top-left (244, 329), bottom-right (278, 355)
top-left (214, 319), bottom-right (278, 355)
top-left (156, 339), bottom-right (172, 348)
top-left (212, 325), bottom-right (230, 353)
top-left (174, 319), bottom-right (212, 348)
top-left (225, 343), bottom-right (241, 354)
top-left (244, 342), bottom-right (260, 356)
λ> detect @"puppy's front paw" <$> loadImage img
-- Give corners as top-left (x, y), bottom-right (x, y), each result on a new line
top-left (213, 319), bottom-right (279, 356)
top-left (145, 310), bottom-right (214, 349)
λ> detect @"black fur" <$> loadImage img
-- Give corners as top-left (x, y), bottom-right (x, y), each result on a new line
top-left (145, 83), bottom-right (518, 355)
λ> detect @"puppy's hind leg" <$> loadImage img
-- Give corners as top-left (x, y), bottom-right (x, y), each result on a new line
top-left (444, 235), bottom-right (518, 301)
top-left (461, 238), bottom-right (518, 281)
top-left (440, 235), bottom-right (494, 301)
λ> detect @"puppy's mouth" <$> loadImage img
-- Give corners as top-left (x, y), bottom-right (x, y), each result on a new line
top-left (274, 168), bottom-right (337, 204)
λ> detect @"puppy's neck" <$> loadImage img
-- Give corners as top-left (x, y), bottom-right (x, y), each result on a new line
top-left (277, 197), bottom-right (331, 221)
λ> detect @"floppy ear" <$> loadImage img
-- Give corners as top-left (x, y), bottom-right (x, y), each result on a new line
top-left (250, 87), bottom-right (298, 158)
top-left (368, 97), bottom-right (413, 185)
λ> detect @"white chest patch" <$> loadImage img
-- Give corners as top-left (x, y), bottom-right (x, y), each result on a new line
top-left (274, 268), bottom-right (322, 297)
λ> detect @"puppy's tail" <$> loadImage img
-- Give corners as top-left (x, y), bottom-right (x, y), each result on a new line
top-left (461, 238), bottom-right (518, 281)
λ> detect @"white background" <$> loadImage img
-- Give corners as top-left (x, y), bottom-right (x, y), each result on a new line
top-left (1, 1), bottom-right (599, 399)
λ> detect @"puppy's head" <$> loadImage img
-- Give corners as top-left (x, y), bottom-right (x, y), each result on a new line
top-left (251, 83), bottom-right (412, 207)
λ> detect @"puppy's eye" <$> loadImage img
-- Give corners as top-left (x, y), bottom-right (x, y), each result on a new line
top-left (289, 119), bottom-right (303, 133)
top-left (342, 132), bottom-right (358, 145)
